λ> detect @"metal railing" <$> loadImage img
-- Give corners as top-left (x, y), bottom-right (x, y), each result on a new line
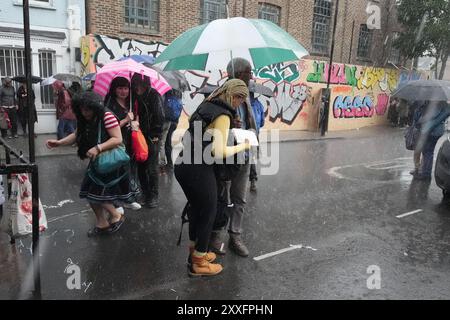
top-left (0, 0), bottom-right (41, 300)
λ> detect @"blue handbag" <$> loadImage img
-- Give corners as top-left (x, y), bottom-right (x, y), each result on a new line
top-left (91, 119), bottom-right (130, 175)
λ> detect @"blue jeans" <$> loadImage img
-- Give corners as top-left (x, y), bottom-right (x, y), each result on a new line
top-left (421, 135), bottom-right (440, 177)
top-left (57, 119), bottom-right (76, 140)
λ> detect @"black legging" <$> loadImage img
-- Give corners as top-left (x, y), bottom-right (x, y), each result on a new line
top-left (137, 139), bottom-right (159, 200)
top-left (175, 162), bottom-right (217, 253)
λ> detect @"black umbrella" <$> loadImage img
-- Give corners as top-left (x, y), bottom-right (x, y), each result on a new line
top-left (392, 80), bottom-right (450, 101)
top-left (11, 75), bottom-right (42, 83)
top-left (143, 63), bottom-right (191, 92)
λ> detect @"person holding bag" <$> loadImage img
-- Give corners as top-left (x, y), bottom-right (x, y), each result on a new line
top-left (105, 77), bottom-right (142, 211)
top-left (131, 74), bottom-right (164, 209)
top-left (46, 91), bottom-right (132, 236)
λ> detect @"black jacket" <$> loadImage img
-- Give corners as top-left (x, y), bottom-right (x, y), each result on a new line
top-left (133, 88), bottom-right (164, 139)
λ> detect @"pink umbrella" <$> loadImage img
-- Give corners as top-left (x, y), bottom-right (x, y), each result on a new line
top-left (93, 59), bottom-right (172, 97)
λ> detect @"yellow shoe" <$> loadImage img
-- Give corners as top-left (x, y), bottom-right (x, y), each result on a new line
top-left (188, 254), bottom-right (223, 277)
top-left (187, 247), bottom-right (216, 266)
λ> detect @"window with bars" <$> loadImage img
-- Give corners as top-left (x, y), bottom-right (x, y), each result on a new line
top-left (311, 0), bottom-right (332, 55)
top-left (39, 50), bottom-right (56, 109)
top-left (389, 32), bottom-right (401, 64)
top-left (124, 0), bottom-right (160, 32)
top-left (0, 48), bottom-right (26, 87)
top-left (357, 24), bottom-right (373, 59)
top-left (0, 47), bottom-right (28, 100)
top-left (258, 3), bottom-right (281, 25)
top-left (200, 0), bottom-right (227, 24)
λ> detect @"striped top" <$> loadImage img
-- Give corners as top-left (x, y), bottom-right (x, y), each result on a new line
top-left (104, 111), bottom-right (119, 129)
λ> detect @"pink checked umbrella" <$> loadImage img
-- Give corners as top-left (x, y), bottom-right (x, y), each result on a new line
top-left (93, 59), bottom-right (172, 97)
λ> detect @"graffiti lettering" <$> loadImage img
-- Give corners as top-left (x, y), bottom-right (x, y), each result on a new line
top-left (255, 62), bottom-right (300, 84)
top-left (258, 82), bottom-right (310, 124)
top-left (375, 93), bottom-right (389, 116)
top-left (307, 61), bottom-right (357, 86)
top-left (333, 95), bottom-right (374, 118)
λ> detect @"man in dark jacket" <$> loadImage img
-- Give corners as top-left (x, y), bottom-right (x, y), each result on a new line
top-left (131, 74), bottom-right (164, 208)
top-left (0, 77), bottom-right (18, 138)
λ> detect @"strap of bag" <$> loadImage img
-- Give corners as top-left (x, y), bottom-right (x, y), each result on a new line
top-left (177, 202), bottom-right (191, 246)
top-left (97, 117), bottom-right (102, 144)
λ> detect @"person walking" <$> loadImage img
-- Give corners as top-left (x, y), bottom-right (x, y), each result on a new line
top-left (131, 74), bottom-right (164, 208)
top-left (414, 101), bottom-right (450, 180)
top-left (209, 58), bottom-right (257, 258)
top-left (105, 76), bottom-right (142, 211)
top-left (175, 79), bottom-right (250, 276)
top-left (53, 80), bottom-right (76, 139)
top-left (0, 77), bottom-right (19, 138)
top-left (46, 91), bottom-right (130, 236)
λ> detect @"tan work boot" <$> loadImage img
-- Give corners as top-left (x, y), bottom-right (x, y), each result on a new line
top-left (189, 254), bottom-right (223, 277)
top-left (187, 247), bottom-right (216, 266)
top-left (209, 230), bottom-right (226, 255)
top-left (228, 233), bottom-right (249, 257)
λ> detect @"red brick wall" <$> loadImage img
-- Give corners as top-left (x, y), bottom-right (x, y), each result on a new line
top-left (86, 0), bottom-right (408, 66)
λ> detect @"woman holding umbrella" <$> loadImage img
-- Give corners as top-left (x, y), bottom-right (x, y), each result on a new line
top-left (104, 77), bottom-right (142, 211)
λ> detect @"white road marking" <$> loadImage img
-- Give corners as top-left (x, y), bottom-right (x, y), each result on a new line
top-left (42, 199), bottom-right (74, 209)
top-left (253, 244), bottom-right (317, 261)
top-left (396, 209), bottom-right (423, 219)
top-left (47, 209), bottom-right (91, 223)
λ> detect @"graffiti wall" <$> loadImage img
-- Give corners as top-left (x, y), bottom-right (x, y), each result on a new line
top-left (80, 34), bottom-right (168, 75)
top-left (179, 60), bottom-right (425, 132)
top-left (81, 34), bottom-right (426, 132)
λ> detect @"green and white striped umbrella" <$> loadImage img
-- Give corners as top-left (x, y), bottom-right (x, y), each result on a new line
top-left (155, 17), bottom-right (309, 71)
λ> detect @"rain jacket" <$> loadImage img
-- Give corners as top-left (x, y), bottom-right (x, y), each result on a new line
top-left (0, 85), bottom-right (16, 107)
top-left (418, 101), bottom-right (450, 138)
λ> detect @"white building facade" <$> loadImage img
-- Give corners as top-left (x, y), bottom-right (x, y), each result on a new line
top-left (0, 0), bottom-right (85, 133)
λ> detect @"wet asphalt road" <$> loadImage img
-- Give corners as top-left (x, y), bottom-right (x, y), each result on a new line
top-left (1, 127), bottom-right (450, 300)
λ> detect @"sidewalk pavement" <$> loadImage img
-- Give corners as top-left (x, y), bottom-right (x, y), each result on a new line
top-left (0, 125), bottom-right (403, 159)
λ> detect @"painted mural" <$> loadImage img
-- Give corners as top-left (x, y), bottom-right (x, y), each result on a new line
top-left (81, 34), bottom-right (427, 131)
top-left (80, 34), bottom-right (168, 75)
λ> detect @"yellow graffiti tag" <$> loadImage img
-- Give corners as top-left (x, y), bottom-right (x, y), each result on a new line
top-left (386, 69), bottom-right (399, 92)
top-left (357, 67), bottom-right (387, 91)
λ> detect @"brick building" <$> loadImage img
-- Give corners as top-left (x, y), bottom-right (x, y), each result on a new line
top-left (85, 0), bottom-right (408, 67)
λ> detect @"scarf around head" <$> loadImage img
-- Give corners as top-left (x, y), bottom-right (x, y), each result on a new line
top-left (206, 79), bottom-right (249, 108)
